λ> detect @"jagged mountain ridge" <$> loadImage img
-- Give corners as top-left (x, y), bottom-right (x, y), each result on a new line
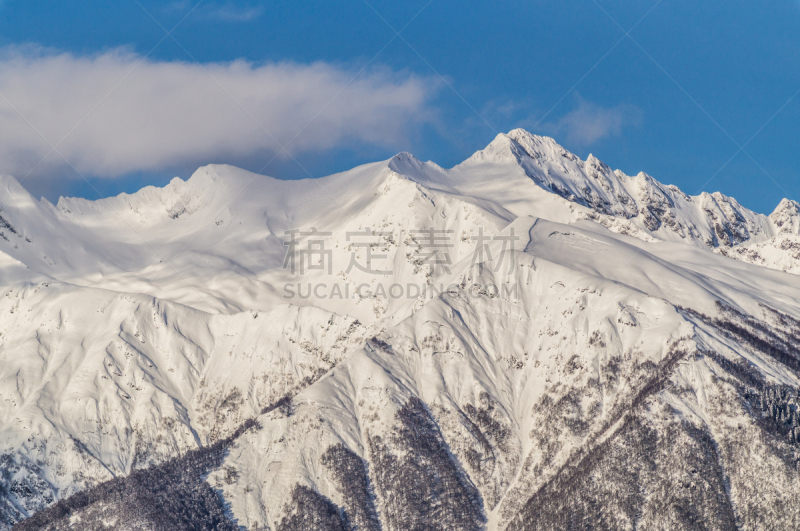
top-left (1, 129), bottom-right (800, 529)
top-left (467, 129), bottom-right (794, 254)
top-left (0, 127), bottom-right (797, 292)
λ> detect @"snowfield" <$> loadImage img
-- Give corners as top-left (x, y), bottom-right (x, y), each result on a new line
top-left (3, 129), bottom-right (800, 530)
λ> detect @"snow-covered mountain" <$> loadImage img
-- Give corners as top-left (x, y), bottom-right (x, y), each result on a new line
top-left (3, 129), bottom-right (800, 530)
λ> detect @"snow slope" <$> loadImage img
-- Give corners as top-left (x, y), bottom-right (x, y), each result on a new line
top-left (216, 217), bottom-right (800, 530)
top-left (2, 129), bottom-right (800, 530)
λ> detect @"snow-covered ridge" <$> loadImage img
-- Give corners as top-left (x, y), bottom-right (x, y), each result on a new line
top-left (0, 128), bottom-right (796, 291)
top-left (466, 129), bottom-right (785, 246)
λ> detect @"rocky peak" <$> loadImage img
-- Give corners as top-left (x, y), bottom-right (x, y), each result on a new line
top-left (769, 198), bottom-right (800, 235)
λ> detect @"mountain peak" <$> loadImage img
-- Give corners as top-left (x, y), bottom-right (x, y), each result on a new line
top-left (506, 127), bottom-right (557, 146)
top-left (462, 128), bottom-right (569, 166)
top-left (388, 151), bottom-right (423, 170)
top-left (461, 133), bottom-right (520, 165)
top-left (505, 128), bottom-right (570, 160)
top-left (0, 173), bottom-right (36, 205)
top-left (386, 151), bottom-right (442, 185)
top-left (770, 198), bottom-right (800, 234)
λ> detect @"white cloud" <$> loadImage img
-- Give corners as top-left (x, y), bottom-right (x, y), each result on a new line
top-left (166, 2), bottom-right (266, 22)
top-left (0, 48), bottom-right (437, 180)
top-left (541, 95), bottom-right (642, 146)
top-left (205, 3), bottom-right (265, 21)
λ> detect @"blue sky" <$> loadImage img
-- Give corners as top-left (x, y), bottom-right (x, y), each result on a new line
top-left (0, 0), bottom-right (799, 214)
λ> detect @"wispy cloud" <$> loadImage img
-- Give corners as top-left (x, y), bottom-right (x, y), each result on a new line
top-left (165, 2), bottom-right (265, 22)
top-left (539, 95), bottom-right (642, 146)
top-left (0, 47), bottom-right (438, 180)
top-left (206, 3), bottom-right (264, 22)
